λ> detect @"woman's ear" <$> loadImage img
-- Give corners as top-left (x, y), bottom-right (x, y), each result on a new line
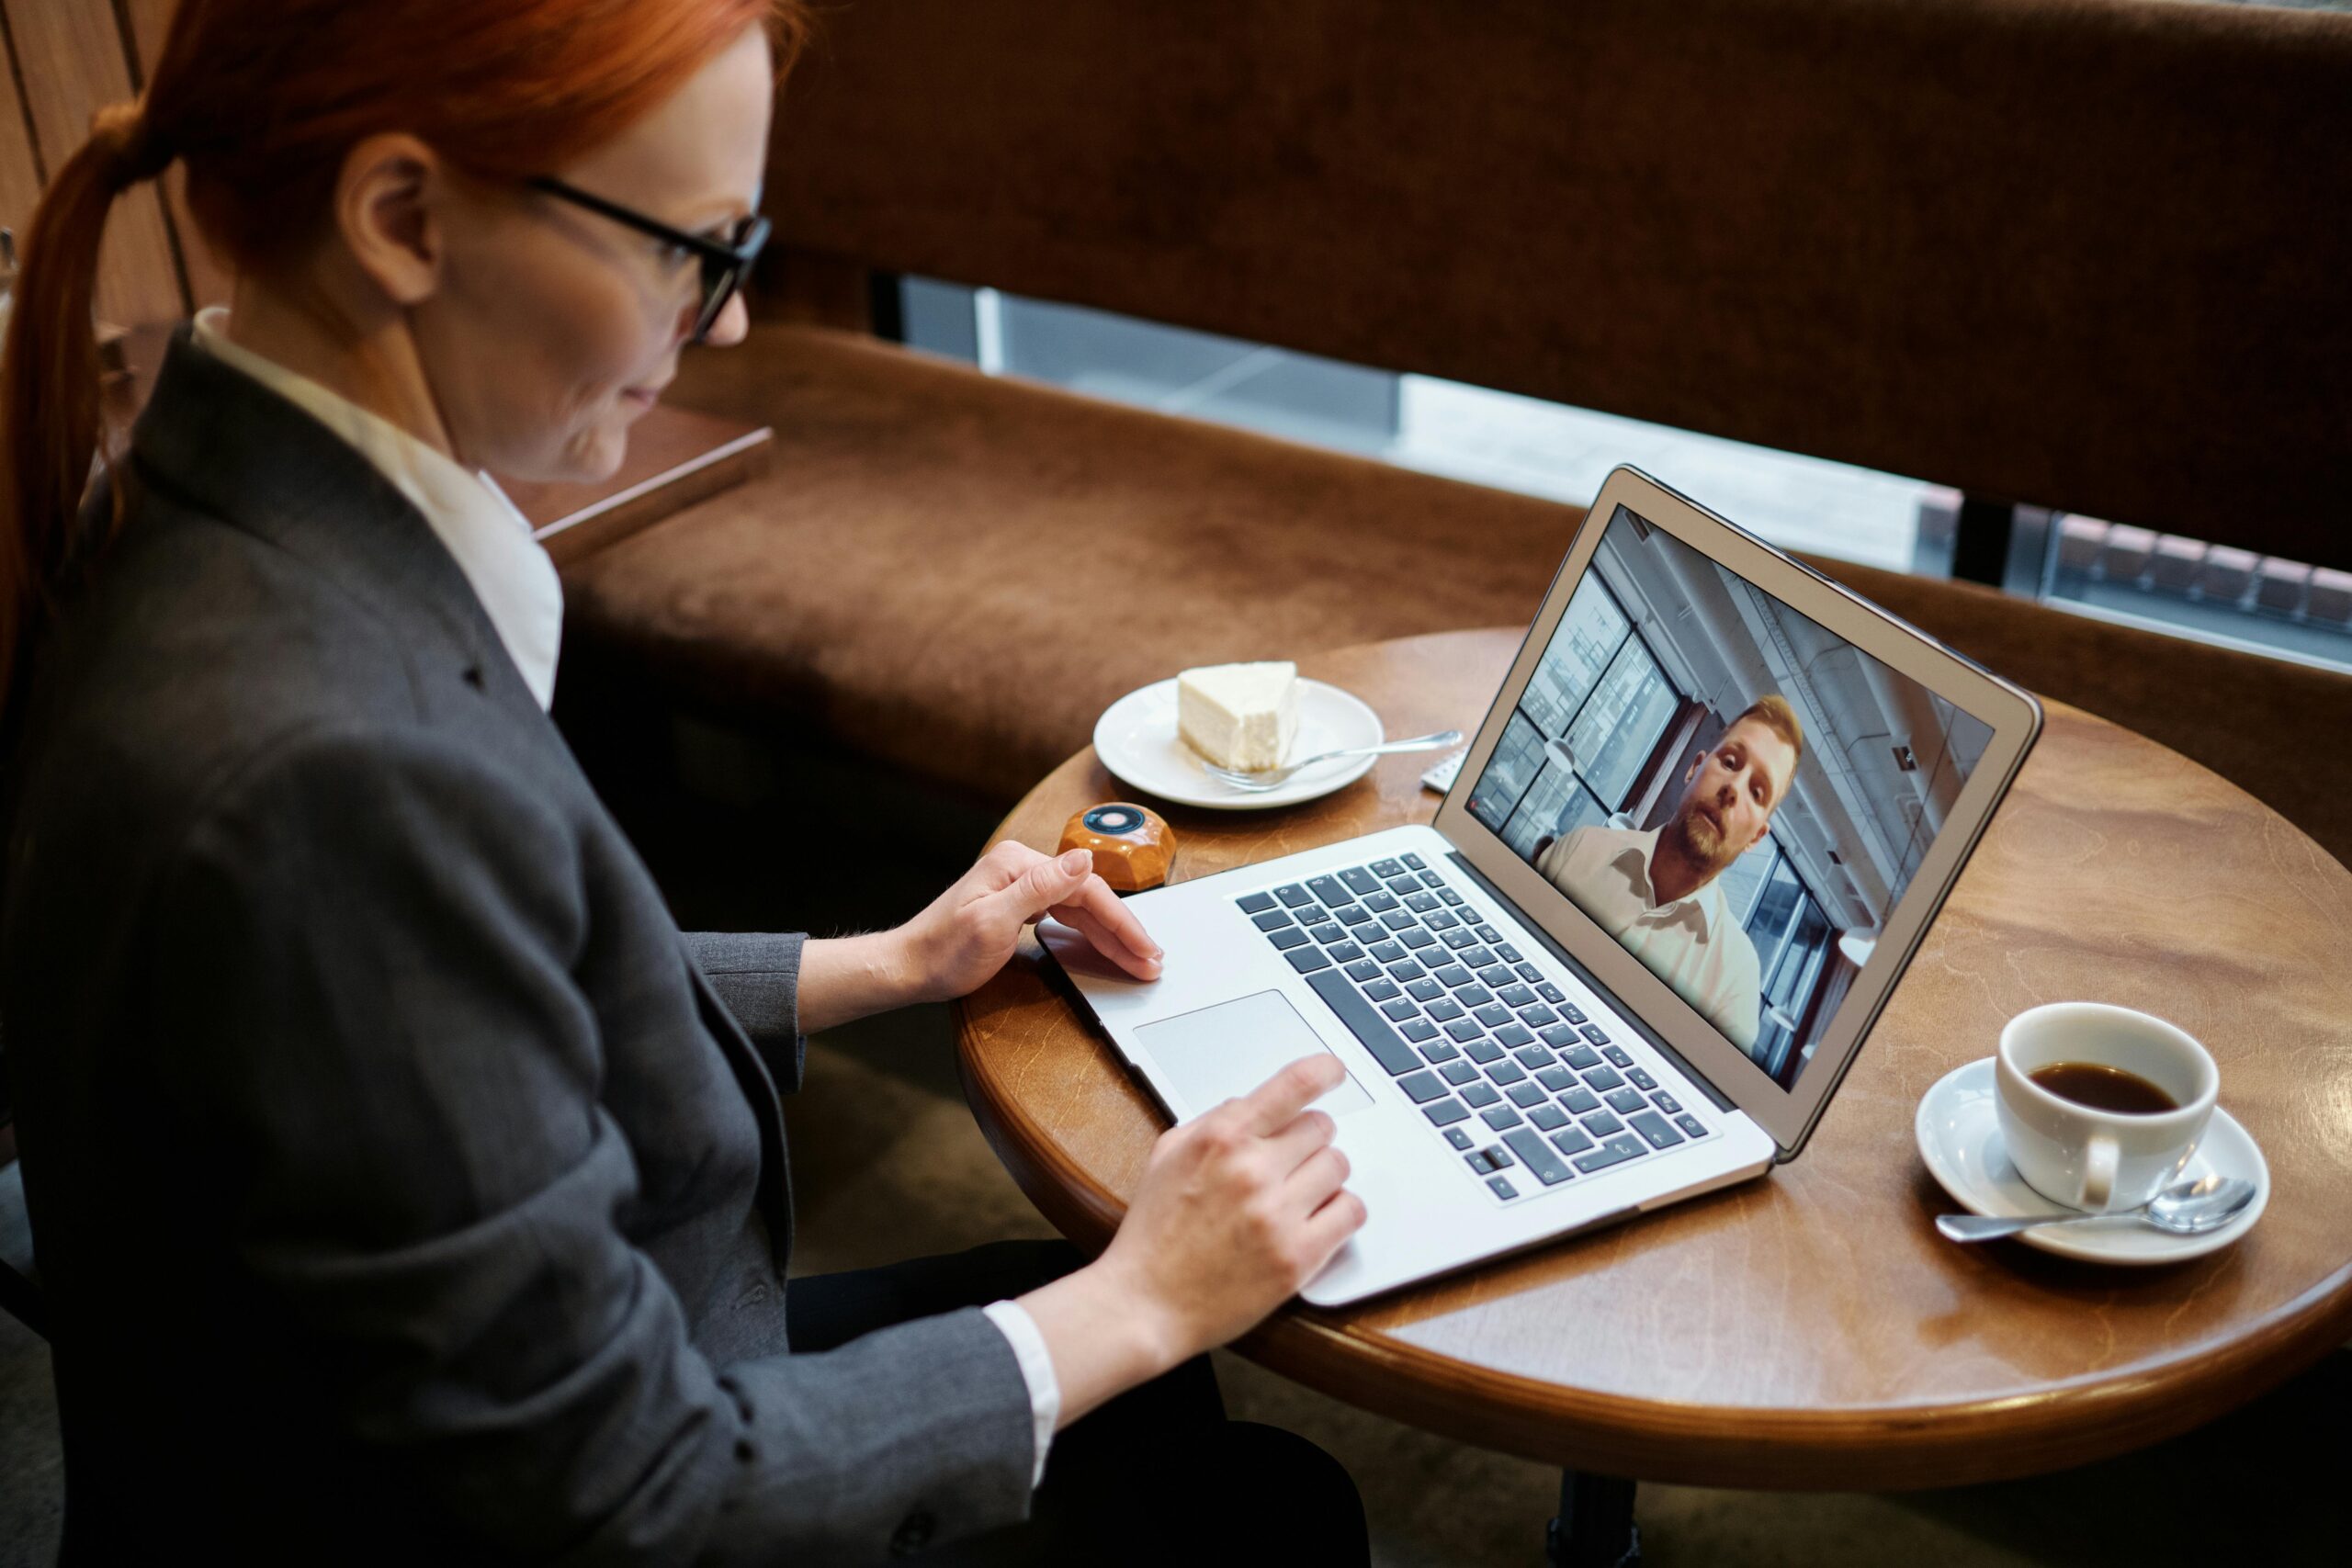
top-left (334, 132), bottom-right (447, 308)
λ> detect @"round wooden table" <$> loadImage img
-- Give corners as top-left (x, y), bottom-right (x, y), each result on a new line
top-left (954, 629), bottom-right (2352, 1495)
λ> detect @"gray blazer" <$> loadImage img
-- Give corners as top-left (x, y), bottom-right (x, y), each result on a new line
top-left (0, 333), bottom-right (1034, 1563)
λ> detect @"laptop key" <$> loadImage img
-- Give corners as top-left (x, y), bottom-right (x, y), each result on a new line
top-left (1364, 891), bottom-right (1399, 913)
top-left (1581, 1111), bottom-right (1624, 1137)
top-left (1275, 884), bottom-right (1311, 907)
top-left (1326, 942), bottom-right (1365, 964)
top-left (1604, 1087), bottom-right (1649, 1116)
top-left (1419, 1039), bottom-right (1461, 1064)
top-left (1493, 1022), bottom-right (1535, 1049)
top-left (1581, 1025), bottom-right (1611, 1045)
top-left (1550, 1126), bottom-right (1597, 1157)
top-left (1458, 907), bottom-right (1485, 925)
top-left (1629, 1110), bottom-right (1685, 1148)
top-left (1673, 1113), bottom-right (1708, 1140)
top-left (1398, 1069), bottom-right (1447, 1103)
top-left (1497, 942), bottom-right (1522, 963)
top-left (1429, 911), bottom-right (1462, 932)
top-left (1528, 1103), bottom-right (1570, 1131)
top-left (1340, 867), bottom-right (1381, 897)
top-left (1439, 887), bottom-right (1464, 906)
top-left (1513, 1043), bottom-right (1555, 1069)
top-left (1476, 924), bottom-right (1503, 943)
top-left (1562, 1005), bottom-right (1589, 1025)
top-left (1400, 928), bottom-right (1438, 950)
top-left (1369, 940), bottom-right (1406, 963)
top-left (1440, 927), bottom-right (1478, 950)
top-left (1537, 982), bottom-right (1566, 1004)
top-left (1238, 891), bottom-right (1277, 914)
top-left (1480, 1104), bottom-right (1524, 1132)
top-left (1296, 905), bottom-right (1329, 926)
top-left (1385, 876), bottom-right (1419, 897)
top-left (1487, 1060), bottom-right (1527, 1087)
top-left (1471, 1003), bottom-right (1511, 1029)
top-left (1563, 1045), bottom-right (1603, 1072)
top-left (1399, 1019), bottom-right (1439, 1043)
top-left (1584, 1066), bottom-right (1625, 1091)
top-left (1402, 852), bottom-right (1428, 870)
top-left (1521, 1004), bottom-right (1557, 1027)
top-left (1407, 978), bottom-right (1446, 1003)
top-left (1442, 1017), bottom-right (1480, 1043)
top-left (1507, 1082), bottom-right (1548, 1110)
top-left (1443, 1125), bottom-right (1474, 1149)
top-left (1537, 1023), bottom-right (1580, 1051)
top-left (1286, 947), bottom-right (1331, 975)
top-left (1559, 1087), bottom-right (1602, 1116)
top-left (1574, 1134), bottom-right (1649, 1174)
top-left (1477, 965), bottom-right (1516, 988)
top-left (1307, 874), bottom-right (1351, 907)
top-left (1461, 1082), bottom-right (1501, 1108)
top-left (1460, 946), bottom-right (1496, 969)
top-left (1419, 871), bottom-right (1446, 890)
top-left (1433, 964), bottom-right (1474, 987)
top-left (1534, 1066), bottom-right (1576, 1092)
top-left (1363, 977), bottom-right (1401, 1002)
top-left (1344, 959), bottom-right (1383, 983)
top-left (1381, 910), bottom-right (1417, 931)
top-left (1270, 926), bottom-right (1310, 951)
top-left (1427, 998), bottom-right (1464, 1023)
top-left (1370, 858), bottom-right (1406, 878)
top-left (1252, 909), bottom-right (1293, 931)
top-left (1514, 963), bottom-right (1544, 984)
top-left (1602, 1044), bottom-right (1633, 1067)
top-left (1464, 1038), bottom-right (1505, 1065)
top-left (1304, 969), bottom-right (1420, 1076)
top-left (1457, 986), bottom-right (1493, 1009)
top-left (1497, 984), bottom-right (1537, 1009)
top-left (1654, 1093), bottom-right (1681, 1114)
top-left (1382, 998), bottom-right (1419, 1022)
top-left (1338, 903), bottom-right (1376, 926)
top-left (1406, 890), bottom-right (1440, 912)
top-left (1503, 1128), bottom-right (1576, 1186)
top-left (1309, 923), bottom-right (1345, 944)
top-left (1627, 1067), bottom-right (1658, 1091)
top-left (1487, 1177), bottom-right (1519, 1200)
top-left (1440, 1059), bottom-right (1478, 1085)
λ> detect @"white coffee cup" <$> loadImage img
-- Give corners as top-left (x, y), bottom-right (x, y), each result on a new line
top-left (1995, 1002), bottom-right (2219, 1213)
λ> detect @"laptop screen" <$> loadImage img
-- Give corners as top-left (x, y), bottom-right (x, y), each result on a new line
top-left (1461, 502), bottom-right (1996, 1100)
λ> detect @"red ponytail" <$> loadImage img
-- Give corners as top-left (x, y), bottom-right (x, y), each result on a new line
top-left (0, 0), bottom-right (807, 714)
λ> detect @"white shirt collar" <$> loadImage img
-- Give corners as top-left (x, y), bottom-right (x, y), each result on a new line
top-left (1606, 826), bottom-right (1724, 940)
top-left (190, 307), bottom-right (563, 709)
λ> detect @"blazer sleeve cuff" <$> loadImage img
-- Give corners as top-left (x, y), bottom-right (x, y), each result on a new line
top-left (683, 931), bottom-right (808, 1089)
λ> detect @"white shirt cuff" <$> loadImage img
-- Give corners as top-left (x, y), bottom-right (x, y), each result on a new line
top-left (980, 1300), bottom-right (1058, 1487)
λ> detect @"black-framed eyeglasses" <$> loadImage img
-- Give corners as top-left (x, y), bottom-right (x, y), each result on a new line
top-left (527, 175), bottom-right (770, 343)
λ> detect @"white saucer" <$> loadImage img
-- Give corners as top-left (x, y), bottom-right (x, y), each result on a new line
top-left (1091, 678), bottom-right (1384, 811)
top-left (1914, 1057), bottom-right (2269, 1265)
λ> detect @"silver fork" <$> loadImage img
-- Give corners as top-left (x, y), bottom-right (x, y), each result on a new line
top-left (1202, 730), bottom-right (1463, 791)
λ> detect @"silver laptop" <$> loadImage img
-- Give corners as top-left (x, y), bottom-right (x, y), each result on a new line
top-left (1047, 467), bottom-right (2041, 1305)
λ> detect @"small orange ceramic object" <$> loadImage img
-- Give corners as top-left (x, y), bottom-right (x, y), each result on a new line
top-left (1058, 802), bottom-right (1177, 892)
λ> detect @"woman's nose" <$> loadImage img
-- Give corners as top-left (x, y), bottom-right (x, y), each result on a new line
top-left (700, 291), bottom-right (752, 347)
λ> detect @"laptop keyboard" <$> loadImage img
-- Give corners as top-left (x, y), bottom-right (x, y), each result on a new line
top-left (1236, 853), bottom-right (1713, 1203)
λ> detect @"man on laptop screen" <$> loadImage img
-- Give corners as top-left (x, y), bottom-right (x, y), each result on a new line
top-left (1530, 696), bottom-right (1804, 1052)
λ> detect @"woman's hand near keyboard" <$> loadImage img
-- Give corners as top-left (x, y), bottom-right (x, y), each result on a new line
top-left (1014, 1055), bottom-right (1367, 1429)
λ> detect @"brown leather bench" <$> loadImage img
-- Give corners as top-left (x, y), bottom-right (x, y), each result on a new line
top-left (557, 0), bottom-right (2352, 863)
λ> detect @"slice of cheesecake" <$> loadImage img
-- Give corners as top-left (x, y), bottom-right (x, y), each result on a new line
top-left (1178, 660), bottom-right (1299, 772)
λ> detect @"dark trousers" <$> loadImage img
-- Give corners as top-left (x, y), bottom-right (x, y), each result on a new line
top-left (787, 1240), bottom-right (1369, 1566)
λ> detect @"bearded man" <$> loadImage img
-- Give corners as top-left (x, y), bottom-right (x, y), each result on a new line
top-left (1532, 696), bottom-right (1804, 1051)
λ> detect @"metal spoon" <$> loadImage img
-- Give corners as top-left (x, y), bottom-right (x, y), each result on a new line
top-left (1202, 729), bottom-right (1464, 791)
top-left (1935, 1173), bottom-right (2256, 1244)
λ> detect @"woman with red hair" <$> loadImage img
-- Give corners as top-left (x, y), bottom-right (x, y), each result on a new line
top-left (0, 2), bottom-right (1366, 1560)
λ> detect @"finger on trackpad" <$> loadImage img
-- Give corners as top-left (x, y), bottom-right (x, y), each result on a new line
top-left (1135, 990), bottom-right (1374, 1119)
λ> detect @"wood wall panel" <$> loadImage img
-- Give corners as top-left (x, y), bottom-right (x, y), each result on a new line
top-left (4, 0), bottom-right (185, 325)
top-left (119, 0), bottom-right (225, 307)
top-left (0, 27), bottom-right (44, 245)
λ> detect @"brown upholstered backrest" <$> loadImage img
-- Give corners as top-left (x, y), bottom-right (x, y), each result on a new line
top-left (770, 0), bottom-right (2352, 568)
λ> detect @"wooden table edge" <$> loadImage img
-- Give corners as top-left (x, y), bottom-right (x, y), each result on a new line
top-left (956, 1003), bottom-right (2352, 1488)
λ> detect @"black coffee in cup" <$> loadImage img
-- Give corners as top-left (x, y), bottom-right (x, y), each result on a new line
top-left (2027, 1061), bottom-right (2177, 1115)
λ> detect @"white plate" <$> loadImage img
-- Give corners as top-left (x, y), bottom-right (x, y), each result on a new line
top-left (1914, 1056), bottom-right (2268, 1264)
top-left (1091, 678), bottom-right (1384, 811)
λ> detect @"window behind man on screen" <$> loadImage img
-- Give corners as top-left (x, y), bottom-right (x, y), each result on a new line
top-left (1465, 505), bottom-right (1996, 1094)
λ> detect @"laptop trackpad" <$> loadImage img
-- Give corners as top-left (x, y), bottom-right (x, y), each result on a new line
top-left (1136, 991), bottom-right (1374, 1121)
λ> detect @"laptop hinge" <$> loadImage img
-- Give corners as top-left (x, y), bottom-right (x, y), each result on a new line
top-left (1445, 851), bottom-right (1737, 1116)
